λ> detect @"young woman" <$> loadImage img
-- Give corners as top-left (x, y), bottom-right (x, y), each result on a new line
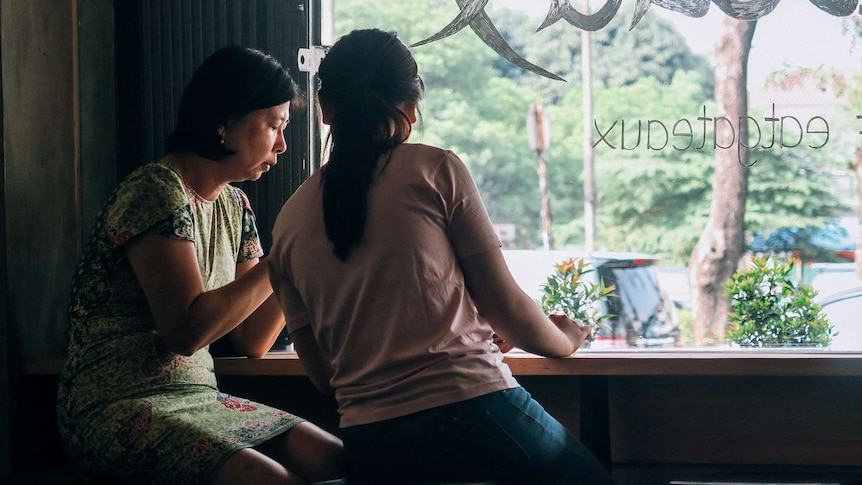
top-left (268, 29), bottom-right (616, 485)
top-left (57, 46), bottom-right (343, 485)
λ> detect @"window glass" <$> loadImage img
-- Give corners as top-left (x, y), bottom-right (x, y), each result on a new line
top-left (328, 0), bottom-right (861, 352)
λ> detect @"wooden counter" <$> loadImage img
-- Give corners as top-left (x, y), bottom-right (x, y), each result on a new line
top-left (198, 349), bottom-right (862, 470)
top-left (21, 349), bottom-right (862, 377)
top-left (215, 349), bottom-right (862, 377)
top-left (16, 350), bottom-right (862, 475)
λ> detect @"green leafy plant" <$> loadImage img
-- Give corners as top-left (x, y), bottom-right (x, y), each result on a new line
top-left (538, 258), bottom-right (616, 342)
top-left (724, 256), bottom-right (834, 348)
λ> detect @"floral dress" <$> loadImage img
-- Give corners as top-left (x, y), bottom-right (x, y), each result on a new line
top-left (57, 161), bottom-right (302, 485)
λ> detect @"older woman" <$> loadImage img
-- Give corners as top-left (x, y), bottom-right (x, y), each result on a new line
top-left (57, 46), bottom-right (343, 485)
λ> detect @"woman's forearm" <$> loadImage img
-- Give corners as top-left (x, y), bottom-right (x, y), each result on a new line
top-left (487, 291), bottom-right (579, 357)
top-left (174, 261), bottom-right (274, 354)
top-left (460, 248), bottom-right (586, 357)
top-left (128, 234), bottom-right (275, 355)
top-left (230, 294), bottom-right (286, 358)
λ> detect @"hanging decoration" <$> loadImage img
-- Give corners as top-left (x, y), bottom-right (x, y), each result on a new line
top-left (412, 0), bottom-right (858, 81)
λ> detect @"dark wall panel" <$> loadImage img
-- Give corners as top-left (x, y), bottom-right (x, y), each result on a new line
top-left (114, 0), bottom-right (315, 250)
top-left (0, 2), bottom-right (8, 473)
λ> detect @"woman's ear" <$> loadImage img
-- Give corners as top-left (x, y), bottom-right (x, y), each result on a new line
top-left (319, 100), bottom-right (334, 125)
top-left (402, 102), bottom-right (417, 124)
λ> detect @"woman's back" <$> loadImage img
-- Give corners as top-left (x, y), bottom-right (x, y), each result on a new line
top-left (270, 143), bottom-right (517, 427)
top-left (270, 28), bottom-right (613, 484)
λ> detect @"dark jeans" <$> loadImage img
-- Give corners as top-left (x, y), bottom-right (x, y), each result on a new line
top-left (341, 387), bottom-right (617, 485)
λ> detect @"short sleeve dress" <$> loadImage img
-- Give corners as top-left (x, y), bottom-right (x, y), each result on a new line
top-left (56, 161), bottom-right (302, 485)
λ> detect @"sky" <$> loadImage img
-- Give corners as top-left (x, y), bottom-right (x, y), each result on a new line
top-left (488, 0), bottom-right (861, 87)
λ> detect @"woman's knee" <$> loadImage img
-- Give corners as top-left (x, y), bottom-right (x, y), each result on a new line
top-left (212, 448), bottom-right (301, 485)
top-left (258, 422), bottom-right (344, 482)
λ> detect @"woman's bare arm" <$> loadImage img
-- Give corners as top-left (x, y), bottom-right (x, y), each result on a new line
top-left (228, 259), bottom-right (286, 358)
top-left (460, 247), bottom-right (590, 357)
top-left (267, 259), bottom-right (335, 394)
top-left (126, 231), bottom-right (274, 355)
top-left (290, 325), bottom-right (335, 395)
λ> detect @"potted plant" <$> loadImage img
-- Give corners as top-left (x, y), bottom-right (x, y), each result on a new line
top-left (538, 258), bottom-right (616, 344)
top-left (724, 255), bottom-right (834, 348)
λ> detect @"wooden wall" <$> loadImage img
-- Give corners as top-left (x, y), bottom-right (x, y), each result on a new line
top-left (1, 10), bottom-right (9, 473)
top-left (1, 0), bottom-right (83, 362)
top-left (1, 1), bottom-right (88, 476)
top-left (608, 376), bottom-right (862, 466)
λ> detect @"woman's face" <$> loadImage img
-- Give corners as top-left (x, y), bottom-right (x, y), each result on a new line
top-left (222, 101), bottom-right (290, 181)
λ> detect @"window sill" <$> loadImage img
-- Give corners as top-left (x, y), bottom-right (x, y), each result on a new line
top-left (235, 349), bottom-right (862, 377)
top-left (20, 349), bottom-right (862, 377)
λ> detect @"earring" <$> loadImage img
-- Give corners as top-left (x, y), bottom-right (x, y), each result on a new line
top-left (219, 134), bottom-right (225, 145)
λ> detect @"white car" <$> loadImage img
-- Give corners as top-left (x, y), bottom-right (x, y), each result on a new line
top-left (817, 286), bottom-right (862, 351)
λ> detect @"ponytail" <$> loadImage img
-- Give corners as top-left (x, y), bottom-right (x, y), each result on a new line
top-left (318, 29), bottom-right (423, 261)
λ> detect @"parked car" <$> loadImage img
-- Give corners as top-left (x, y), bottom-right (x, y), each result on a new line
top-left (502, 250), bottom-right (680, 348)
top-left (816, 286), bottom-right (862, 351)
top-left (749, 216), bottom-right (858, 263)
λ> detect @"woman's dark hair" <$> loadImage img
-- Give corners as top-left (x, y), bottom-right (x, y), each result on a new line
top-left (318, 29), bottom-right (424, 261)
top-left (165, 46), bottom-right (300, 160)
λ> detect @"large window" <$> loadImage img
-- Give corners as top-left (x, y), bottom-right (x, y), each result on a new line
top-left (327, 0), bottom-right (861, 351)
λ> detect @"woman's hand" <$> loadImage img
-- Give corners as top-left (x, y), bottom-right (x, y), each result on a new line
top-left (548, 314), bottom-right (591, 353)
top-left (492, 333), bottom-right (514, 353)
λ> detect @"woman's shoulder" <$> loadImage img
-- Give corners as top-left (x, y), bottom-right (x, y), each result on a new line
top-left (398, 142), bottom-right (450, 158)
top-left (396, 143), bottom-right (464, 169)
top-left (108, 161), bottom-right (187, 218)
top-left (98, 161), bottom-right (193, 246)
top-left (286, 170), bottom-right (322, 199)
top-left (121, 160), bottom-right (183, 192)
top-left (223, 183), bottom-right (253, 211)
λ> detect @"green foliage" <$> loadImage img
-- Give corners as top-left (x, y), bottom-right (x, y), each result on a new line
top-left (724, 256), bottom-right (834, 347)
top-left (547, 73), bottom-right (716, 262)
top-left (330, 1), bottom-right (853, 261)
top-left (538, 258), bottom-right (616, 340)
top-left (488, 4), bottom-right (714, 103)
top-left (591, 6), bottom-right (713, 96)
top-left (743, 102), bottom-right (851, 234)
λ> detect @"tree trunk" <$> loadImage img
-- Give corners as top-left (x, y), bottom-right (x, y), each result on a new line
top-left (688, 18), bottom-right (757, 346)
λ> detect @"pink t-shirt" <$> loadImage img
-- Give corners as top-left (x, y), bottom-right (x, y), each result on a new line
top-left (269, 143), bottom-right (518, 427)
